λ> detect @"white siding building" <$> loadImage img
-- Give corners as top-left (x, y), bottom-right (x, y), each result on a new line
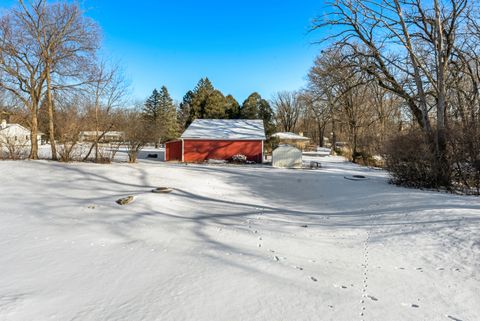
top-left (0, 120), bottom-right (43, 146)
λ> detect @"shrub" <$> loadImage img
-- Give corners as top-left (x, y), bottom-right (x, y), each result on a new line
top-left (383, 130), bottom-right (441, 188)
top-left (231, 154), bottom-right (247, 164)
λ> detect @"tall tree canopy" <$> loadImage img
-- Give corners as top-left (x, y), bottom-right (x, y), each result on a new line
top-left (225, 94), bottom-right (240, 119)
top-left (158, 86), bottom-right (179, 142)
top-left (142, 86), bottom-right (179, 145)
top-left (241, 92), bottom-right (275, 136)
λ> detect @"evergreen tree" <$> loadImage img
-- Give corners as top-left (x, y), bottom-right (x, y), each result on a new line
top-left (225, 95), bottom-right (240, 119)
top-left (258, 98), bottom-right (276, 136)
top-left (204, 90), bottom-right (227, 118)
top-left (240, 92), bottom-right (262, 119)
top-left (142, 89), bottom-right (162, 147)
top-left (178, 90), bottom-right (194, 129)
top-left (189, 77), bottom-right (215, 121)
top-left (241, 92), bottom-right (276, 136)
top-left (143, 89), bottom-right (161, 122)
top-left (157, 86), bottom-right (179, 142)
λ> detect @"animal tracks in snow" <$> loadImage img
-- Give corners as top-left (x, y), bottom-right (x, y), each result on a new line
top-left (446, 315), bottom-right (463, 321)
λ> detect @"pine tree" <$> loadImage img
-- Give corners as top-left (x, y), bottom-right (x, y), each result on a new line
top-left (259, 98), bottom-right (276, 136)
top-left (142, 89), bottom-right (162, 147)
top-left (240, 92), bottom-right (261, 119)
top-left (204, 90), bottom-right (227, 118)
top-left (157, 86), bottom-right (179, 142)
top-left (143, 89), bottom-right (161, 122)
top-left (190, 78), bottom-right (215, 120)
top-left (179, 90), bottom-right (194, 129)
top-left (225, 95), bottom-right (240, 119)
top-left (241, 92), bottom-right (275, 136)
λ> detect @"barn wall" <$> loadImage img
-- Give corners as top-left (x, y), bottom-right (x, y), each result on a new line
top-left (183, 140), bottom-right (263, 163)
top-left (165, 140), bottom-right (183, 161)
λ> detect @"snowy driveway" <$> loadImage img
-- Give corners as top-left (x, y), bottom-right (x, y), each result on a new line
top-left (0, 157), bottom-right (479, 321)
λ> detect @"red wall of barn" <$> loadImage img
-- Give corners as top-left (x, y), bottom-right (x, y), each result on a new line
top-left (183, 140), bottom-right (263, 163)
top-left (165, 140), bottom-right (183, 161)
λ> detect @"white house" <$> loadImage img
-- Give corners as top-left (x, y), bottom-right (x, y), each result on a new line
top-left (0, 120), bottom-right (44, 146)
top-left (79, 131), bottom-right (125, 143)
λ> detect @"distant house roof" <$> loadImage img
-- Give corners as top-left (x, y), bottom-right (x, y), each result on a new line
top-left (181, 119), bottom-right (266, 140)
top-left (271, 132), bottom-right (310, 140)
top-left (0, 123), bottom-right (30, 134)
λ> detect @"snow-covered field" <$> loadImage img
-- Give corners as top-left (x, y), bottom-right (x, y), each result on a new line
top-left (0, 155), bottom-right (479, 321)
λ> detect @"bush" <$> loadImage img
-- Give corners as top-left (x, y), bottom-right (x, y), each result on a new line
top-left (449, 125), bottom-right (480, 194)
top-left (231, 154), bottom-right (247, 164)
top-left (383, 130), bottom-right (440, 188)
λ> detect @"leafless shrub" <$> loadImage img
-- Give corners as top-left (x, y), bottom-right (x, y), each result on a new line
top-left (384, 130), bottom-right (444, 189)
top-left (119, 108), bottom-right (152, 163)
top-left (56, 105), bottom-right (84, 162)
top-left (0, 136), bottom-right (29, 160)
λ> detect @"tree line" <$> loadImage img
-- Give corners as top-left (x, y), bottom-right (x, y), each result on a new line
top-left (0, 0), bottom-right (133, 162)
top-left (140, 77), bottom-right (277, 148)
top-left (302, 0), bottom-right (480, 193)
top-left (2, 0), bottom-right (480, 193)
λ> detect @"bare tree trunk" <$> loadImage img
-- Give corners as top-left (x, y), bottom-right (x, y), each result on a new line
top-left (331, 116), bottom-right (337, 153)
top-left (46, 64), bottom-right (57, 160)
top-left (433, 0), bottom-right (450, 187)
top-left (29, 111), bottom-right (39, 160)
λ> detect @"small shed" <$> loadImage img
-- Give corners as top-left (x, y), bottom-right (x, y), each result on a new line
top-left (272, 145), bottom-right (303, 168)
top-left (271, 132), bottom-right (310, 150)
top-left (165, 119), bottom-right (266, 163)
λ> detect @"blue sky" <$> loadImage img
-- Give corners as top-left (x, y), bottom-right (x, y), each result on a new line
top-left (1, 1), bottom-right (327, 103)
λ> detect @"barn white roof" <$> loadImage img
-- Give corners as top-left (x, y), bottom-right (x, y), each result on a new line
top-left (181, 119), bottom-right (266, 140)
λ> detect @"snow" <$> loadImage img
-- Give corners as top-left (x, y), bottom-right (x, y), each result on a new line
top-left (271, 132), bottom-right (310, 140)
top-left (181, 119), bottom-right (266, 140)
top-left (1, 156), bottom-right (479, 321)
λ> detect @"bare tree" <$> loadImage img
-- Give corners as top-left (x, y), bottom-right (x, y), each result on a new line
top-left (272, 91), bottom-right (303, 132)
top-left (299, 92), bottom-right (331, 147)
top-left (82, 62), bottom-right (129, 162)
top-left (56, 102), bottom-right (85, 162)
top-left (0, 0), bottom-right (100, 160)
top-left (313, 0), bottom-right (472, 186)
top-left (0, 6), bottom-right (46, 159)
top-left (17, 0), bottom-right (100, 160)
top-left (118, 108), bottom-right (152, 163)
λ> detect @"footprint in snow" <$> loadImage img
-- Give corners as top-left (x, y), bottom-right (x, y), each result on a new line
top-left (402, 303), bottom-right (419, 308)
top-left (333, 284), bottom-right (348, 289)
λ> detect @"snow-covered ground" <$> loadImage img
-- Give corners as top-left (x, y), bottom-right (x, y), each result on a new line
top-left (0, 156), bottom-right (479, 321)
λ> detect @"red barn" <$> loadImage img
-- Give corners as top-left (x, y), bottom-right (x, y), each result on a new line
top-left (165, 119), bottom-right (265, 163)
